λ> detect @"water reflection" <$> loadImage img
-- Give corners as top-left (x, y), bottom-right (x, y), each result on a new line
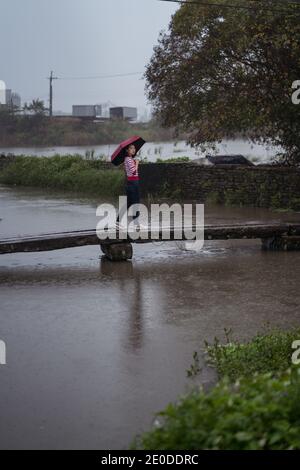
top-left (100, 257), bottom-right (144, 351)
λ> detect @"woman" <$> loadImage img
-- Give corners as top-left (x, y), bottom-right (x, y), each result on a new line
top-left (117, 144), bottom-right (144, 228)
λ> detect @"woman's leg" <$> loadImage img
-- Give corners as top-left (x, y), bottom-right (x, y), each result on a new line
top-left (127, 181), bottom-right (140, 221)
top-left (116, 183), bottom-right (126, 223)
top-left (132, 181), bottom-right (140, 221)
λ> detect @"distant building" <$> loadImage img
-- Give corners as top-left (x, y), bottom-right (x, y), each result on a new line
top-left (5, 89), bottom-right (12, 104)
top-left (72, 104), bottom-right (102, 118)
top-left (109, 106), bottom-right (137, 121)
top-left (0, 88), bottom-right (21, 110)
top-left (72, 105), bottom-right (97, 118)
top-left (11, 92), bottom-right (21, 109)
top-left (95, 104), bottom-right (102, 117)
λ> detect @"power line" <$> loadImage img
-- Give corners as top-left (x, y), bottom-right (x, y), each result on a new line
top-left (158, 0), bottom-right (300, 14)
top-left (45, 70), bottom-right (144, 117)
top-left (56, 71), bottom-right (143, 81)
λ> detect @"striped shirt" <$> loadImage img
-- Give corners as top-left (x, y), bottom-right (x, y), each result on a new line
top-left (124, 156), bottom-right (139, 181)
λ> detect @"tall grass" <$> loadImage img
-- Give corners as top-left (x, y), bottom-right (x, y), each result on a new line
top-left (0, 154), bottom-right (124, 197)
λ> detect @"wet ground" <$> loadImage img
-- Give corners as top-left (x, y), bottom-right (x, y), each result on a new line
top-left (0, 185), bottom-right (300, 449)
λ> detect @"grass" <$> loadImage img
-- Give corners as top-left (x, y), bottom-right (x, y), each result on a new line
top-left (0, 154), bottom-right (124, 198)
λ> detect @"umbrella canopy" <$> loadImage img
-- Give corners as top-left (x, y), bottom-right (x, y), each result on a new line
top-left (111, 135), bottom-right (146, 166)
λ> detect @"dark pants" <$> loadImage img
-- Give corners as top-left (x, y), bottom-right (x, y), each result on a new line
top-left (117, 180), bottom-right (140, 222)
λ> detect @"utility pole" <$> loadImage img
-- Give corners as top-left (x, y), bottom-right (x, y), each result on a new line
top-left (48, 71), bottom-right (58, 117)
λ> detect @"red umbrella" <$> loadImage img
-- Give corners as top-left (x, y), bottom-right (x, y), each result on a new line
top-left (111, 135), bottom-right (146, 166)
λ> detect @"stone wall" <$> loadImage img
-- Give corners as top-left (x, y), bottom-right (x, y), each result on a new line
top-left (139, 163), bottom-right (300, 210)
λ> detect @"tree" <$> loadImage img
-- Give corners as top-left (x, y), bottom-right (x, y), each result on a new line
top-left (23, 99), bottom-right (48, 116)
top-left (145, 0), bottom-right (300, 164)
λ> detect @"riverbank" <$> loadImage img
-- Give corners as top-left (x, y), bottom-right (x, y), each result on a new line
top-left (0, 115), bottom-right (186, 147)
top-left (2, 154), bottom-right (300, 211)
top-left (133, 328), bottom-right (300, 450)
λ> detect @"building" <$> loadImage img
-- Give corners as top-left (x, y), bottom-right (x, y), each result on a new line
top-left (11, 92), bottom-right (21, 109)
top-left (72, 105), bottom-right (97, 118)
top-left (72, 104), bottom-right (102, 118)
top-left (5, 89), bottom-right (12, 105)
top-left (95, 104), bottom-right (102, 117)
top-left (109, 106), bottom-right (137, 121)
top-left (0, 88), bottom-right (21, 110)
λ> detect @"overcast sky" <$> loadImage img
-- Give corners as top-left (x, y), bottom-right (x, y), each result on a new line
top-left (0, 0), bottom-right (178, 117)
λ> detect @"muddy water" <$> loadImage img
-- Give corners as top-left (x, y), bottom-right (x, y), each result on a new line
top-left (0, 185), bottom-right (300, 449)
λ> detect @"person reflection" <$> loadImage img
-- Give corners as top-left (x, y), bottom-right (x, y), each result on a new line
top-left (100, 256), bottom-right (143, 351)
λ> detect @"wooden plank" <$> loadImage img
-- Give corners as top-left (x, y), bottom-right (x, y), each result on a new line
top-left (0, 223), bottom-right (300, 254)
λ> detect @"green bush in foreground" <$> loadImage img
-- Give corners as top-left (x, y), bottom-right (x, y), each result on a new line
top-left (133, 370), bottom-right (300, 450)
top-left (0, 155), bottom-right (124, 198)
top-left (133, 328), bottom-right (300, 450)
top-left (205, 328), bottom-right (300, 381)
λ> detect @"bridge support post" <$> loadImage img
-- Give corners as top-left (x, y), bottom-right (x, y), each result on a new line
top-left (261, 236), bottom-right (300, 251)
top-left (100, 242), bottom-right (133, 261)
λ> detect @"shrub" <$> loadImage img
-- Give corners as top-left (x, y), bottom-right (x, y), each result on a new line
top-left (205, 328), bottom-right (300, 381)
top-left (0, 154), bottom-right (124, 198)
top-left (133, 370), bottom-right (300, 450)
top-left (155, 156), bottom-right (190, 163)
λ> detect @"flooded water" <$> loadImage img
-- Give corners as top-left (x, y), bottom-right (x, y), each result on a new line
top-left (0, 185), bottom-right (300, 449)
top-left (0, 138), bottom-right (280, 163)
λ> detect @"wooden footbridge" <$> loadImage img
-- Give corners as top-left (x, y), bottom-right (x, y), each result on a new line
top-left (1, 222), bottom-right (300, 260)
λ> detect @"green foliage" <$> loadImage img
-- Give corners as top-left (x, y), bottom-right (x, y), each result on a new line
top-left (145, 0), bottom-right (300, 164)
top-left (133, 369), bottom-right (300, 450)
top-left (159, 181), bottom-right (183, 200)
top-left (224, 189), bottom-right (247, 207)
top-left (23, 99), bottom-right (48, 115)
top-left (0, 154), bottom-right (124, 197)
top-left (289, 197), bottom-right (300, 211)
top-left (205, 191), bottom-right (222, 205)
top-left (155, 156), bottom-right (190, 163)
top-left (270, 192), bottom-right (284, 209)
top-left (186, 351), bottom-right (201, 377)
top-left (205, 328), bottom-right (300, 381)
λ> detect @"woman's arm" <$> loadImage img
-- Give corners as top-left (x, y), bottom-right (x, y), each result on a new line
top-left (135, 159), bottom-right (139, 173)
